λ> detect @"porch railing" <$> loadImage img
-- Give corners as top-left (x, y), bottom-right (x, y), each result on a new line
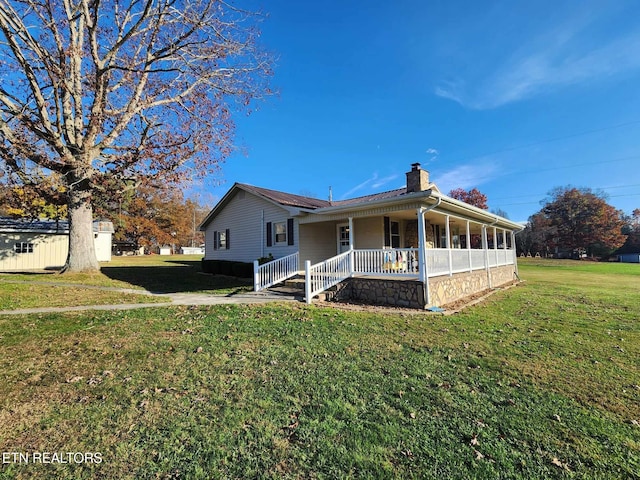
top-left (352, 248), bottom-right (419, 276)
top-left (303, 247), bottom-right (516, 303)
top-left (254, 252), bottom-right (299, 291)
top-left (304, 251), bottom-right (352, 303)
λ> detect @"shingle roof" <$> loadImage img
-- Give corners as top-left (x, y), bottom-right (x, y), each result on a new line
top-left (0, 218), bottom-right (113, 233)
top-left (237, 183), bottom-right (332, 209)
top-left (237, 184), bottom-right (413, 210)
top-left (331, 188), bottom-right (409, 207)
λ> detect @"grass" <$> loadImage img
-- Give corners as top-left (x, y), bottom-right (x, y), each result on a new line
top-left (0, 283), bottom-right (168, 310)
top-left (0, 255), bottom-right (252, 309)
top-left (0, 260), bottom-right (638, 478)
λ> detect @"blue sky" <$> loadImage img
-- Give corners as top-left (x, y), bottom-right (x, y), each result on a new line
top-left (196, 0), bottom-right (640, 222)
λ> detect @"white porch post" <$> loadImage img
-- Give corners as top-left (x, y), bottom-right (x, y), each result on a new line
top-left (253, 260), bottom-right (260, 292)
top-left (493, 226), bottom-right (498, 266)
top-left (348, 217), bottom-right (354, 250)
top-left (483, 225), bottom-right (492, 288)
top-left (304, 260), bottom-right (312, 304)
top-left (348, 216), bottom-right (354, 274)
top-left (445, 215), bottom-right (452, 276)
top-left (511, 231), bottom-right (519, 274)
top-left (466, 220), bottom-right (472, 272)
top-left (417, 207), bottom-right (429, 305)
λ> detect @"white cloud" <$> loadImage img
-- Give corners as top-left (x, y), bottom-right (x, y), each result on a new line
top-left (434, 7), bottom-right (640, 109)
top-left (434, 162), bottom-right (498, 193)
top-left (340, 173), bottom-right (399, 199)
top-left (425, 147), bottom-right (440, 163)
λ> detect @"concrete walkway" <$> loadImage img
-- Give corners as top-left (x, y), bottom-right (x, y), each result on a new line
top-left (0, 282), bottom-right (301, 316)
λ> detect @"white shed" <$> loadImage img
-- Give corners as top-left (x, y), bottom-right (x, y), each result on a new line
top-left (0, 218), bottom-right (114, 271)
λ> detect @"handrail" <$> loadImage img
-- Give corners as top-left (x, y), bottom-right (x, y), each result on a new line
top-left (253, 252), bottom-right (299, 291)
top-left (305, 250), bottom-right (353, 303)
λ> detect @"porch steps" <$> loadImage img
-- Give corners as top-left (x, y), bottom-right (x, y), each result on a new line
top-left (266, 275), bottom-right (338, 302)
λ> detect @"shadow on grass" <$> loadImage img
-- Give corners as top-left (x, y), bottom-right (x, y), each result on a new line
top-left (101, 261), bottom-right (252, 294)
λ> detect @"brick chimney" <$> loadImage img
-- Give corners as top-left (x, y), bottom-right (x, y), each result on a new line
top-left (406, 163), bottom-right (430, 193)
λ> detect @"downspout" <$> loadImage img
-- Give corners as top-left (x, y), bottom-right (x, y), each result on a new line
top-left (261, 210), bottom-right (265, 258)
top-left (418, 197), bottom-right (441, 308)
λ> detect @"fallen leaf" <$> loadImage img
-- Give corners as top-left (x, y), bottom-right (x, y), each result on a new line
top-left (470, 435), bottom-right (479, 446)
top-left (473, 449), bottom-right (484, 460)
top-left (553, 414), bottom-right (561, 422)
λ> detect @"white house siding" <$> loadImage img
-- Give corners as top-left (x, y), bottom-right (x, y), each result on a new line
top-left (0, 232), bottom-right (68, 271)
top-left (353, 217), bottom-right (385, 249)
top-left (204, 190), bottom-right (299, 264)
top-left (299, 217), bottom-right (388, 264)
top-left (299, 222), bottom-right (340, 265)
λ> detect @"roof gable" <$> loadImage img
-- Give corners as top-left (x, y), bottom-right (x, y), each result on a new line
top-left (237, 184), bottom-right (331, 209)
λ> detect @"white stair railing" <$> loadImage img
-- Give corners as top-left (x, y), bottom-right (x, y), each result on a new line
top-left (305, 250), bottom-right (353, 303)
top-left (253, 252), bottom-right (299, 291)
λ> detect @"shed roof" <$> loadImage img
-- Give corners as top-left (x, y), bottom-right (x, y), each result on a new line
top-left (0, 218), bottom-right (114, 234)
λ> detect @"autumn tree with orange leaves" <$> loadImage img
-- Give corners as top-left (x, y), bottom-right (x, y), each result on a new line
top-left (0, 0), bottom-right (272, 272)
top-left (523, 187), bottom-right (626, 258)
top-left (448, 188), bottom-right (489, 210)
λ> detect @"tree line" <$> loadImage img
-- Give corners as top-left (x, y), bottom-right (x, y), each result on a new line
top-left (451, 186), bottom-right (636, 259)
top-left (0, 182), bottom-right (209, 253)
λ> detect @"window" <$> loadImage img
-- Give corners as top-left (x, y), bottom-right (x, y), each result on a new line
top-left (274, 222), bottom-right (287, 244)
top-left (266, 219), bottom-right (294, 247)
top-left (390, 221), bottom-right (400, 248)
top-left (213, 229), bottom-right (230, 250)
top-left (14, 242), bottom-right (34, 254)
top-left (383, 217), bottom-right (400, 248)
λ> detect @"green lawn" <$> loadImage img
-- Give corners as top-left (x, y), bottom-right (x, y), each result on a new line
top-left (0, 260), bottom-right (638, 479)
top-left (0, 283), bottom-right (168, 310)
top-left (0, 255), bottom-right (252, 309)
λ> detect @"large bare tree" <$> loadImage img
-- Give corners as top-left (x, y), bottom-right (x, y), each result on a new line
top-left (0, 0), bottom-right (271, 271)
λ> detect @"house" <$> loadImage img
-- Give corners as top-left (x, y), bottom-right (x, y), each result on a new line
top-left (0, 218), bottom-right (114, 271)
top-left (199, 163), bottom-right (523, 309)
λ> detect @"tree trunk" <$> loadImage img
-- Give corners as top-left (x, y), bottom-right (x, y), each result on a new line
top-left (63, 183), bottom-right (100, 273)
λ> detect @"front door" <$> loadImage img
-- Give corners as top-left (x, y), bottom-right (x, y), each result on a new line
top-left (337, 223), bottom-right (350, 254)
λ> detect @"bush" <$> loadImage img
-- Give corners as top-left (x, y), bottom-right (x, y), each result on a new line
top-left (232, 262), bottom-right (253, 278)
top-left (257, 253), bottom-right (274, 265)
top-left (201, 259), bottom-right (253, 278)
top-left (201, 259), bottom-right (216, 274)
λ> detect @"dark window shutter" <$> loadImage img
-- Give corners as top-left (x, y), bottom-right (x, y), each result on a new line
top-left (225, 229), bottom-right (230, 249)
top-left (213, 231), bottom-right (218, 250)
top-left (287, 218), bottom-right (294, 246)
top-left (266, 222), bottom-right (272, 247)
top-left (384, 217), bottom-right (390, 247)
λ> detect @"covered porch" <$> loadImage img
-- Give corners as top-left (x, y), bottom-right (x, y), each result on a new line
top-left (255, 194), bottom-right (521, 309)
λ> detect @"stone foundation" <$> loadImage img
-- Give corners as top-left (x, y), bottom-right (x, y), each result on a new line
top-left (333, 277), bottom-right (426, 309)
top-left (331, 265), bottom-right (517, 309)
top-left (428, 265), bottom-right (517, 307)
